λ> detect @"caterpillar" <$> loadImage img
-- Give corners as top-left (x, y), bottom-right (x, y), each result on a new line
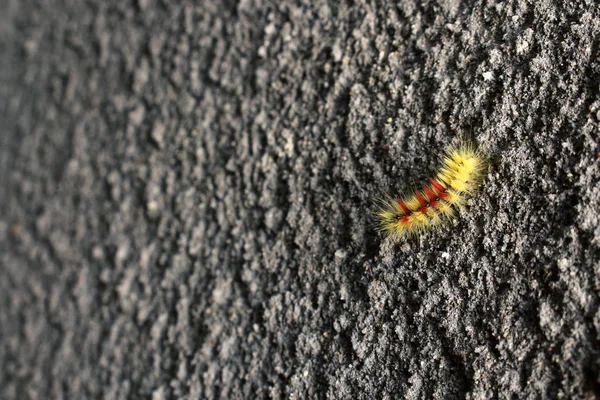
top-left (376, 139), bottom-right (489, 240)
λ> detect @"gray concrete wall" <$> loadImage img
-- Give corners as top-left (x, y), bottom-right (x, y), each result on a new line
top-left (2, 0), bottom-right (600, 398)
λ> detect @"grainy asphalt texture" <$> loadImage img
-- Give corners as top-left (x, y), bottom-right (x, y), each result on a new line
top-left (2, 0), bottom-right (600, 399)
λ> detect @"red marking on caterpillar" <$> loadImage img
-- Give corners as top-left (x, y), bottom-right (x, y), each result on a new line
top-left (430, 179), bottom-right (446, 192)
top-left (398, 199), bottom-right (411, 214)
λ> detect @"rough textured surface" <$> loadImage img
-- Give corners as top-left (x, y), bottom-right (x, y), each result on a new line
top-left (2, 0), bottom-right (600, 398)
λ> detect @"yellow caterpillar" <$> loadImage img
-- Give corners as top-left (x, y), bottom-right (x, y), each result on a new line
top-left (376, 140), bottom-right (489, 239)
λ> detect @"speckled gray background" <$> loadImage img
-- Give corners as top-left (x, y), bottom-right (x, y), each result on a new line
top-left (2, 0), bottom-right (600, 398)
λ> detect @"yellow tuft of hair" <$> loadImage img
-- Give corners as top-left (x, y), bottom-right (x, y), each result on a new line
top-left (376, 139), bottom-right (488, 240)
top-left (436, 141), bottom-right (488, 194)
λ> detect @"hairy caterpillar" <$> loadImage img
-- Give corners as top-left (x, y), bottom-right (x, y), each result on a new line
top-left (376, 140), bottom-right (488, 239)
